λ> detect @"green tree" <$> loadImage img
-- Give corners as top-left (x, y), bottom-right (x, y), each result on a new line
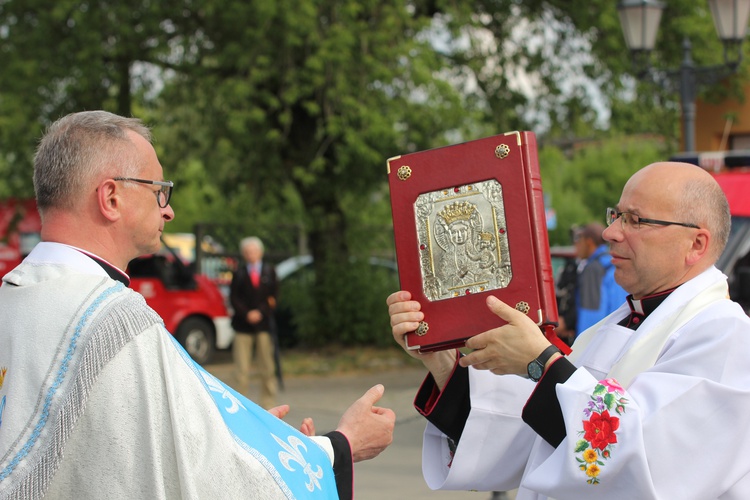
top-left (143, 0), bottom-right (470, 344)
top-left (0, 1), bottom-right (202, 182)
top-left (540, 136), bottom-right (668, 246)
top-left (1, 0), bottom-right (745, 345)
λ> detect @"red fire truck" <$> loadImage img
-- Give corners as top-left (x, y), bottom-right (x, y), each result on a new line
top-left (0, 199), bottom-right (41, 276)
top-left (0, 199), bottom-right (232, 364)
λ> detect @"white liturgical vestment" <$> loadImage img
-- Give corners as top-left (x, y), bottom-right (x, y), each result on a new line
top-left (0, 243), bottom-right (340, 499)
top-left (421, 266), bottom-right (750, 500)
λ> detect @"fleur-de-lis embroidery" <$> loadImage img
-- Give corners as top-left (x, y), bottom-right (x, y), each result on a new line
top-left (272, 433), bottom-right (324, 492)
top-left (200, 371), bottom-right (246, 414)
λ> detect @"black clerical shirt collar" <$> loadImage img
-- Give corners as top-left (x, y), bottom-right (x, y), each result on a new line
top-left (75, 250), bottom-right (131, 286)
top-left (618, 287), bottom-right (678, 330)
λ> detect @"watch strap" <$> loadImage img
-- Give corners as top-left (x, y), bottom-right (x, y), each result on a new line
top-left (528, 345), bottom-right (561, 381)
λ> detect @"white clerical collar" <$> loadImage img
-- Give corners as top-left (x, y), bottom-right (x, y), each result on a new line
top-left (25, 242), bottom-right (129, 282)
top-left (630, 298), bottom-right (646, 315)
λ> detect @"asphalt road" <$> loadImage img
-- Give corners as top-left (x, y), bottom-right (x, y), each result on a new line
top-left (204, 353), bottom-right (516, 500)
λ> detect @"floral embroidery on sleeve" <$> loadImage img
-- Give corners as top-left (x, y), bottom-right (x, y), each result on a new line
top-left (575, 378), bottom-right (628, 485)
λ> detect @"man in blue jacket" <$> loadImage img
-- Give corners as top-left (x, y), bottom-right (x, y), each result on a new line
top-left (574, 222), bottom-right (627, 336)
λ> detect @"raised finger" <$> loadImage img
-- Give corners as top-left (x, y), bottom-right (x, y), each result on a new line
top-left (387, 299), bottom-right (422, 318)
top-left (486, 295), bottom-right (534, 326)
top-left (390, 310), bottom-right (424, 330)
top-left (386, 290), bottom-right (412, 306)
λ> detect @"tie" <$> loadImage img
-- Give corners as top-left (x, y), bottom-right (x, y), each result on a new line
top-left (250, 266), bottom-right (260, 288)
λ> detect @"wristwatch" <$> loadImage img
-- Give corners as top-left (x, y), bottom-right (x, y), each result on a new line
top-left (527, 345), bottom-right (561, 382)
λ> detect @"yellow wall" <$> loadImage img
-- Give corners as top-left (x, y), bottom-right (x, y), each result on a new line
top-left (695, 83), bottom-right (750, 151)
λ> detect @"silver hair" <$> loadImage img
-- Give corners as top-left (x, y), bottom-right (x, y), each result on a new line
top-left (239, 236), bottom-right (264, 254)
top-left (33, 110), bottom-right (151, 214)
top-left (675, 175), bottom-right (731, 261)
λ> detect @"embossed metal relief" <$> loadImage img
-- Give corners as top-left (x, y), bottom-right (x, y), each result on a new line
top-left (414, 179), bottom-right (512, 301)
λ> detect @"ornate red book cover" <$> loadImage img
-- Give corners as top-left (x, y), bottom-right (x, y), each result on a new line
top-left (387, 131), bottom-right (560, 353)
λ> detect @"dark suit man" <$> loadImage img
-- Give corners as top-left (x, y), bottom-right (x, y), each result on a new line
top-left (230, 236), bottom-right (279, 409)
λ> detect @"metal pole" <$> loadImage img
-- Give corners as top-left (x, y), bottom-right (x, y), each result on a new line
top-left (194, 223), bottom-right (204, 274)
top-left (679, 37), bottom-right (697, 152)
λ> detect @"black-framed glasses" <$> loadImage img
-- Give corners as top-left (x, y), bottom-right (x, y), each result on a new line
top-left (114, 177), bottom-right (173, 208)
top-left (606, 207), bottom-right (700, 230)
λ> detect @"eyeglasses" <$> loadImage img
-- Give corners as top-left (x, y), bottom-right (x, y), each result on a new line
top-left (114, 177), bottom-right (173, 208)
top-left (606, 207), bottom-right (700, 230)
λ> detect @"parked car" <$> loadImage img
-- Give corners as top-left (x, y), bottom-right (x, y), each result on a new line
top-left (273, 255), bottom-right (398, 347)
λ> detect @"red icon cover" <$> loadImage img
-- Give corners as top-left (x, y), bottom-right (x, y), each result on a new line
top-left (387, 131), bottom-right (565, 353)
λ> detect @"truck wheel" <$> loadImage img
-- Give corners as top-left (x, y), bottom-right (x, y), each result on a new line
top-left (176, 317), bottom-right (215, 365)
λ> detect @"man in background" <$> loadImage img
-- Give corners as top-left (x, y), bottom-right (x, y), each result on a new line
top-left (552, 226), bottom-right (580, 345)
top-left (573, 222), bottom-right (627, 336)
top-left (230, 236), bottom-right (280, 409)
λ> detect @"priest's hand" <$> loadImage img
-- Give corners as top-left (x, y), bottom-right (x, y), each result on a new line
top-left (387, 290), bottom-right (457, 389)
top-left (336, 384), bottom-right (395, 462)
top-left (268, 405), bottom-right (290, 419)
top-left (460, 295), bottom-right (553, 376)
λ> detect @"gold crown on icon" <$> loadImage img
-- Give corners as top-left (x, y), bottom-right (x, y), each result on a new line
top-left (438, 201), bottom-right (476, 225)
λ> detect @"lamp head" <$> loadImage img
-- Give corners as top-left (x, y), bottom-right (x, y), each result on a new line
top-left (708, 0), bottom-right (750, 42)
top-left (708, 0), bottom-right (750, 66)
top-left (617, 0), bottom-right (666, 52)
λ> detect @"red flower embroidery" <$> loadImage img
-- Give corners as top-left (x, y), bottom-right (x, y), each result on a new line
top-left (577, 381), bottom-right (629, 485)
top-left (583, 410), bottom-right (620, 450)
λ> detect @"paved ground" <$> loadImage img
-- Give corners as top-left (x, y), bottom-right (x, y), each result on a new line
top-left (204, 352), bottom-right (517, 500)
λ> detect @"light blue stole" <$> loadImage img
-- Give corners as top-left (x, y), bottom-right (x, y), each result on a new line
top-left (171, 337), bottom-right (339, 499)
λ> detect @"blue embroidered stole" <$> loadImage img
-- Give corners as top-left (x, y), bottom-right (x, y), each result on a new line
top-left (171, 337), bottom-right (338, 499)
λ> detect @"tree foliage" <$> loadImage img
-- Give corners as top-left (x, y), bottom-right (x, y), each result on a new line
top-left (1, 0), bottom-right (746, 344)
top-left (539, 136), bottom-right (668, 246)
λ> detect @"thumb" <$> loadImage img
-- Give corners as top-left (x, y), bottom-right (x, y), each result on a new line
top-left (486, 295), bottom-right (520, 321)
top-left (359, 384), bottom-right (385, 406)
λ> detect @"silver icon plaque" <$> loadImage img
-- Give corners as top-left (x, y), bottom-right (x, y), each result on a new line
top-left (414, 179), bottom-right (512, 301)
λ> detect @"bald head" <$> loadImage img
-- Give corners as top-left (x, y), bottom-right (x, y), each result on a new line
top-left (626, 162), bottom-right (730, 262)
top-left (604, 161), bottom-right (731, 298)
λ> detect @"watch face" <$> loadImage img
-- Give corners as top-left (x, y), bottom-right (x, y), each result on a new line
top-left (527, 361), bottom-right (543, 381)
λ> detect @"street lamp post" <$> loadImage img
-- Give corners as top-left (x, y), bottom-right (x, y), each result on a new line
top-left (617, 0), bottom-right (750, 152)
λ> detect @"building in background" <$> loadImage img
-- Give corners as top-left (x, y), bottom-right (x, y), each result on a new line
top-left (695, 83), bottom-right (750, 153)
